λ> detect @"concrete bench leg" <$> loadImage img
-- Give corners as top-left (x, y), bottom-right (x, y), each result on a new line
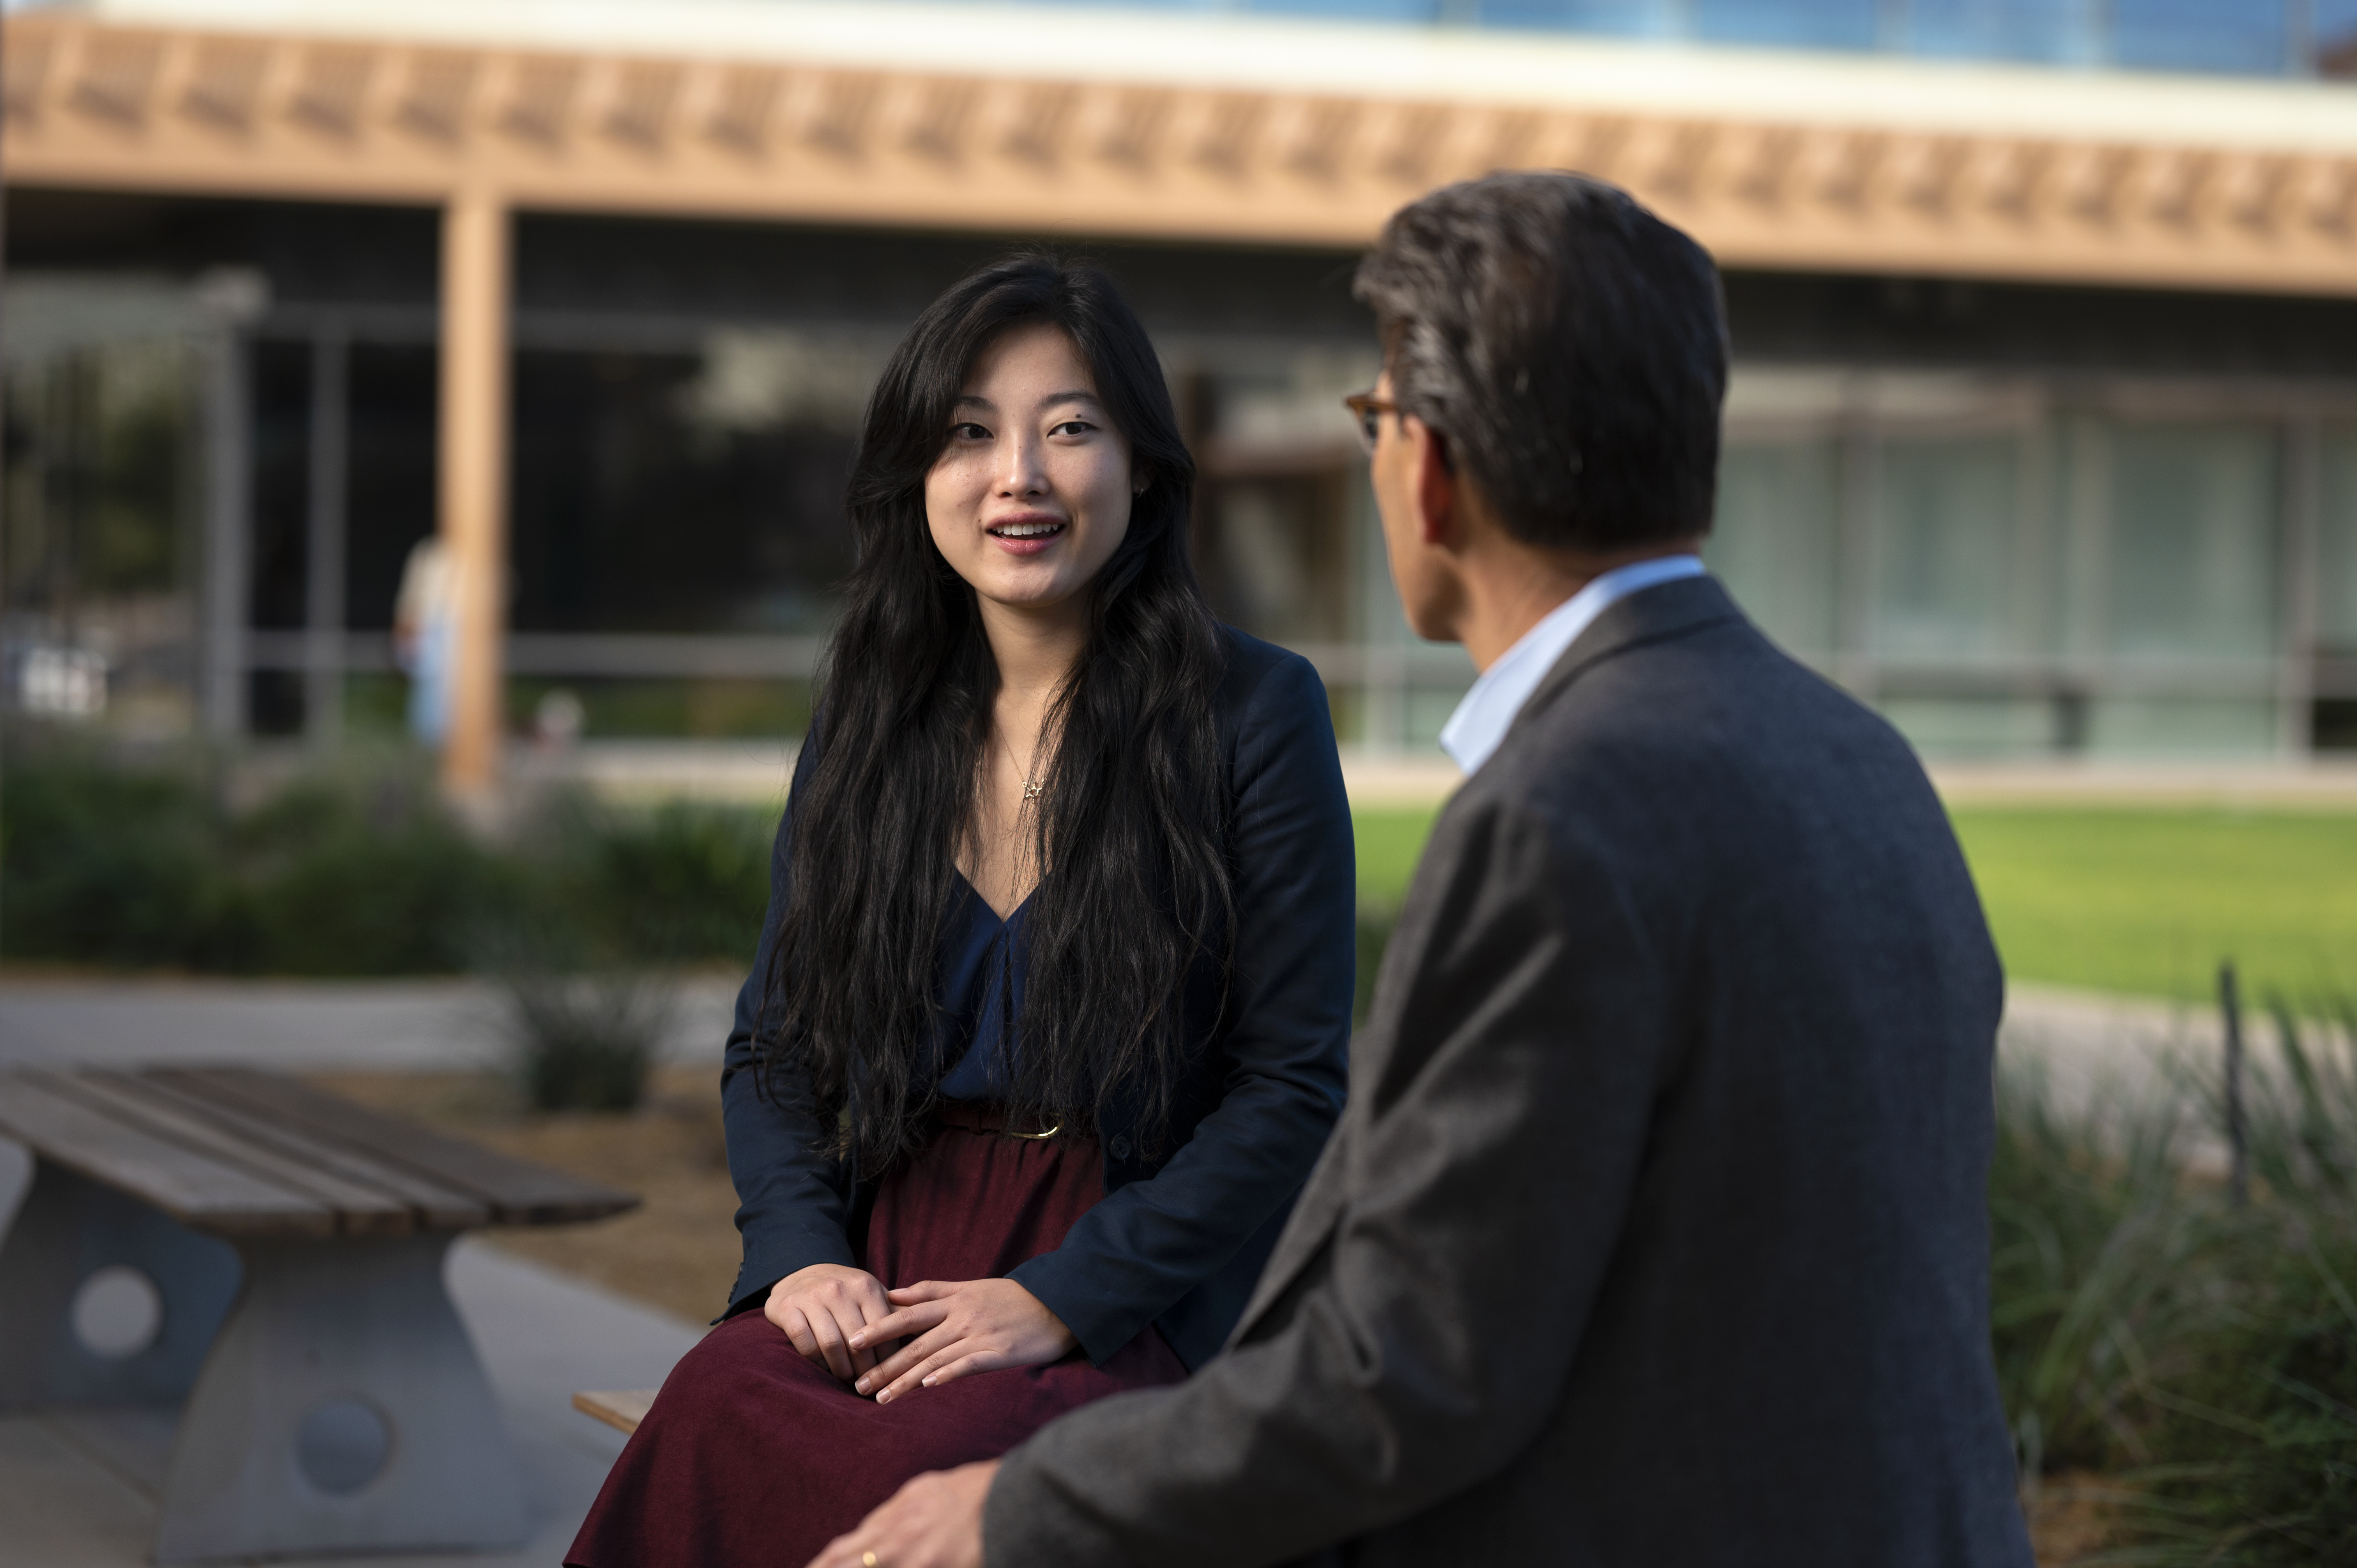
top-left (153, 1233), bottom-right (528, 1564)
top-left (0, 1155), bottom-right (242, 1409)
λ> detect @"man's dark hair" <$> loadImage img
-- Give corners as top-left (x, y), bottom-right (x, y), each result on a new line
top-left (1354, 171), bottom-right (1729, 551)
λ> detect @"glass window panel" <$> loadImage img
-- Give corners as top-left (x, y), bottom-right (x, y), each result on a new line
top-left (1247, 0), bottom-right (1438, 17)
top-left (3, 328), bottom-right (204, 735)
top-left (344, 344), bottom-right (438, 636)
top-left (247, 341), bottom-right (312, 638)
top-left (1707, 440), bottom-right (1840, 657)
top-left (509, 334), bottom-right (876, 636)
top-left (2323, 0), bottom-right (2357, 75)
top-left (1905, 0), bottom-right (2083, 63)
top-left (2110, 0), bottom-right (2288, 74)
top-left (2086, 697), bottom-right (2278, 757)
top-left (1405, 682), bottom-right (1474, 751)
top-left (2320, 429), bottom-right (2357, 651)
top-left (1478, 0), bottom-right (1668, 33)
top-left (1691, 0), bottom-right (1878, 48)
top-left (1879, 697), bottom-right (2056, 758)
top-left (1198, 474), bottom-right (1355, 646)
top-left (2104, 423), bottom-right (2278, 660)
top-left (1875, 434), bottom-right (2020, 660)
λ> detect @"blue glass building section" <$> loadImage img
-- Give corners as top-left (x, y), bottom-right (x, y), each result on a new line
top-left (2110, 0), bottom-right (2289, 74)
top-left (1031, 0), bottom-right (2357, 76)
top-left (1689, 0), bottom-right (1879, 51)
top-left (1903, 0), bottom-right (2097, 64)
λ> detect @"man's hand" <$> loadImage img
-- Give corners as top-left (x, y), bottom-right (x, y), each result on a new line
top-left (848, 1278), bottom-right (1076, 1404)
top-left (806, 1460), bottom-right (997, 1568)
top-left (766, 1264), bottom-right (894, 1382)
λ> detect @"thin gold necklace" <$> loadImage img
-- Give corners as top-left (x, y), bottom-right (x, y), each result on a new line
top-left (1016, 724), bottom-right (1050, 804)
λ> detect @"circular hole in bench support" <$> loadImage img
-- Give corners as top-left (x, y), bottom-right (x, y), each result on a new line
top-left (295, 1397), bottom-right (394, 1496)
top-left (70, 1265), bottom-right (164, 1360)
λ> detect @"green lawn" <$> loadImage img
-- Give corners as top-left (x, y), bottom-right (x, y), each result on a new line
top-left (1353, 804), bottom-right (2357, 1005)
top-left (1949, 807), bottom-right (2357, 1004)
top-left (1354, 807), bottom-right (1443, 908)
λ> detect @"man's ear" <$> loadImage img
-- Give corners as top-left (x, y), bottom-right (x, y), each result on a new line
top-left (1405, 415), bottom-right (1457, 549)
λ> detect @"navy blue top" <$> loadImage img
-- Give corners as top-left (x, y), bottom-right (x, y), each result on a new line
top-left (931, 875), bottom-right (1030, 1102)
top-left (719, 629), bottom-right (1356, 1371)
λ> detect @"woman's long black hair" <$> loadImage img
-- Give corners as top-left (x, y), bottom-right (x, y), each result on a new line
top-left (759, 254), bottom-right (1233, 1175)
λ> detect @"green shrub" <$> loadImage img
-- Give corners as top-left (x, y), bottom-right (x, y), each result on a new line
top-left (0, 745), bottom-right (231, 968)
top-left (0, 737), bottom-right (777, 978)
top-left (0, 736), bottom-right (525, 976)
top-left (572, 800), bottom-right (774, 965)
top-left (222, 774), bottom-right (524, 975)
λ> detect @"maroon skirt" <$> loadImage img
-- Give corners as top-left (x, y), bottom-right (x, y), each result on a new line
top-left (565, 1105), bottom-right (1187, 1568)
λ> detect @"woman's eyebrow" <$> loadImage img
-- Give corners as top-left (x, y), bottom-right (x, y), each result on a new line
top-left (952, 391), bottom-right (1103, 417)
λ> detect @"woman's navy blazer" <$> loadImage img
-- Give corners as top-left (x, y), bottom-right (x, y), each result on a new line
top-left (719, 629), bottom-right (1356, 1371)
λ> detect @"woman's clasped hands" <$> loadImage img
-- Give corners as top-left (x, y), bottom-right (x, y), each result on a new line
top-left (767, 1264), bottom-right (1078, 1404)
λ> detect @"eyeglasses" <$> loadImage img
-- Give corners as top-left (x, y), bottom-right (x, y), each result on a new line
top-left (1342, 392), bottom-right (1399, 454)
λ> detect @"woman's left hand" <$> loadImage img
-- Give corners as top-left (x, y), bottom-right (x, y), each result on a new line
top-left (848, 1279), bottom-right (1077, 1404)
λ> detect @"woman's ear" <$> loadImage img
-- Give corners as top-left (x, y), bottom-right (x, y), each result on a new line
top-left (1132, 471), bottom-right (1150, 496)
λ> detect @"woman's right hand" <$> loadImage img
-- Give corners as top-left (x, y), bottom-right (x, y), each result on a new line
top-left (765, 1264), bottom-right (894, 1382)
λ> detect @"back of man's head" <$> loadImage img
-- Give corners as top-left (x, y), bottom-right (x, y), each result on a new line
top-left (1354, 172), bottom-right (1729, 553)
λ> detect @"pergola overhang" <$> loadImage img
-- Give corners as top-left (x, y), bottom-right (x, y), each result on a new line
top-left (9, 0), bottom-right (2357, 788)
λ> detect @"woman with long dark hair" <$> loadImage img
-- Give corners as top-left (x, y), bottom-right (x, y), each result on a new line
top-left (567, 255), bottom-right (1355, 1567)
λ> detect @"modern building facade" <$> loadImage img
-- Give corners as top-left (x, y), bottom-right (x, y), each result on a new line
top-left (7, 0), bottom-right (2357, 789)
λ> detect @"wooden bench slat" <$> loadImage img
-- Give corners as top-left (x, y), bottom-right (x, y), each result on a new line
top-left (170, 1069), bottom-right (638, 1225)
top-left (573, 1389), bottom-right (656, 1437)
top-left (0, 1074), bottom-right (336, 1238)
top-left (141, 1070), bottom-right (493, 1232)
top-left (27, 1072), bottom-right (417, 1237)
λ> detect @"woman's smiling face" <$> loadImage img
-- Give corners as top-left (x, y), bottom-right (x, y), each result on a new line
top-left (924, 322), bottom-right (1137, 620)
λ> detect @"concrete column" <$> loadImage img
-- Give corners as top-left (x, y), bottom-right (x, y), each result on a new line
top-left (438, 189), bottom-right (511, 798)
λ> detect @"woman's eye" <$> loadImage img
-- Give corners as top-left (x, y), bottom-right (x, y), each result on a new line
top-left (949, 422), bottom-right (990, 441)
top-left (1049, 420), bottom-right (1096, 438)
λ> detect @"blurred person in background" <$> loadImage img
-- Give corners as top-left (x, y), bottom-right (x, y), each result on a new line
top-left (566, 255), bottom-right (1355, 1568)
top-left (392, 533), bottom-right (455, 748)
top-left (813, 175), bottom-right (2032, 1568)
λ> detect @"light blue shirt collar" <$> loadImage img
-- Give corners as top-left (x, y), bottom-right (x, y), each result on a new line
top-left (1437, 555), bottom-right (1707, 775)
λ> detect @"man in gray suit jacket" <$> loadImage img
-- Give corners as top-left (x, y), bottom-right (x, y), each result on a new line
top-left (812, 173), bottom-right (2034, 1568)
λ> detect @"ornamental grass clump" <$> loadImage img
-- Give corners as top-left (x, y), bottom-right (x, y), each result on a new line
top-left (1992, 988), bottom-right (2357, 1565)
top-left (495, 963), bottom-right (675, 1114)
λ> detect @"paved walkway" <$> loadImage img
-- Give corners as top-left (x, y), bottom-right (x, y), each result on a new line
top-left (0, 973), bottom-right (741, 1073)
top-left (504, 740), bottom-right (2357, 812)
top-left (0, 970), bottom-right (2223, 1084)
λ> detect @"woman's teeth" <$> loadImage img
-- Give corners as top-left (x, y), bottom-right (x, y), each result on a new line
top-left (990, 523), bottom-right (1064, 538)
